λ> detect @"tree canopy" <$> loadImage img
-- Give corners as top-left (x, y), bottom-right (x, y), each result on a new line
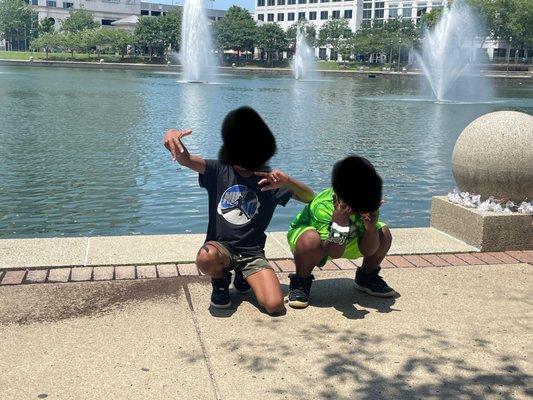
top-left (0, 0), bottom-right (38, 50)
top-left (60, 9), bottom-right (98, 34)
top-left (213, 6), bottom-right (257, 53)
top-left (317, 18), bottom-right (352, 54)
top-left (256, 23), bottom-right (288, 66)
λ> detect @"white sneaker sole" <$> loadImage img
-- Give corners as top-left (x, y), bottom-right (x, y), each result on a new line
top-left (354, 282), bottom-right (397, 298)
top-left (285, 295), bottom-right (309, 309)
top-left (210, 301), bottom-right (232, 309)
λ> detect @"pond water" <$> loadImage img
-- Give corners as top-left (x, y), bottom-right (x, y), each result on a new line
top-left (0, 66), bottom-right (531, 238)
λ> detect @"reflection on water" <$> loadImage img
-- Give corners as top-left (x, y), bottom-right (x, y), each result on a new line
top-left (0, 66), bottom-right (531, 238)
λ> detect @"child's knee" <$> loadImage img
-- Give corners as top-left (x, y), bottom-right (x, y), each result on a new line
top-left (263, 296), bottom-right (285, 315)
top-left (295, 230), bottom-right (321, 252)
top-left (380, 226), bottom-right (392, 251)
top-left (196, 244), bottom-right (226, 271)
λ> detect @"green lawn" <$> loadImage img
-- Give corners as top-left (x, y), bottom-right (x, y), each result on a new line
top-left (1, 51), bottom-right (394, 71)
top-left (0, 50), bottom-right (151, 63)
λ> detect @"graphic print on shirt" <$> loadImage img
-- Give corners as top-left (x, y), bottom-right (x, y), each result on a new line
top-left (217, 185), bottom-right (260, 225)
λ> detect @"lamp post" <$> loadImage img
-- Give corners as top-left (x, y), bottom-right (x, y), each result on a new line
top-left (398, 38), bottom-right (402, 73)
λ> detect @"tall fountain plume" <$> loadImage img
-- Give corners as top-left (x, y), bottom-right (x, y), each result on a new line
top-left (415, 1), bottom-right (490, 102)
top-left (292, 27), bottom-right (315, 80)
top-left (180, 0), bottom-right (217, 82)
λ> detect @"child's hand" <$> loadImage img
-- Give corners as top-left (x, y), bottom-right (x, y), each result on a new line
top-left (332, 196), bottom-right (352, 226)
top-left (163, 129), bottom-right (192, 161)
top-left (255, 170), bottom-right (290, 191)
top-left (360, 201), bottom-right (383, 230)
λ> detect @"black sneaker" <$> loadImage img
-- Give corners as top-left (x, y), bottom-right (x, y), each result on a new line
top-left (210, 272), bottom-right (232, 308)
top-left (287, 274), bottom-right (315, 309)
top-left (233, 269), bottom-right (251, 293)
top-left (354, 267), bottom-right (396, 297)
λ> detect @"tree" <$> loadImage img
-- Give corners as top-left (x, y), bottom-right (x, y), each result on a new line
top-left (508, 0), bottom-right (533, 55)
top-left (256, 23), bottom-right (288, 67)
top-left (102, 28), bottom-right (134, 58)
top-left (160, 9), bottom-right (182, 51)
top-left (352, 27), bottom-right (385, 61)
top-left (467, 0), bottom-right (532, 60)
top-left (317, 18), bottom-right (352, 60)
top-left (0, 0), bottom-right (38, 50)
top-left (212, 6), bottom-right (257, 59)
top-left (286, 20), bottom-right (317, 49)
top-left (38, 17), bottom-right (55, 35)
top-left (60, 9), bottom-right (97, 34)
top-left (419, 7), bottom-right (444, 30)
top-left (135, 16), bottom-right (165, 59)
top-left (30, 31), bottom-right (63, 58)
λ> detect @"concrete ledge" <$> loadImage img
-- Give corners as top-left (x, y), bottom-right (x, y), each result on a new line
top-left (0, 237), bottom-right (89, 270)
top-left (0, 228), bottom-right (478, 270)
top-left (430, 196), bottom-right (533, 251)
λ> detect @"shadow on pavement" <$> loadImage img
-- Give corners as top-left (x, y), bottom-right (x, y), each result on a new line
top-left (210, 276), bottom-right (400, 319)
top-left (220, 323), bottom-right (532, 400)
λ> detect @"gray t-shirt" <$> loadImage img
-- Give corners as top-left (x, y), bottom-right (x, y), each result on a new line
top-left (199, 159), bottom-right (292, 256)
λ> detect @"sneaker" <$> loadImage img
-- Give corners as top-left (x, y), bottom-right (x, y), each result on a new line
top-left (233, 269), bottom-right (251, 293)
top-left (287, 274), bottom-right (315, 309)
top-left (210, 272), bottom-right (232, 308)
top-left (354, 267), bottom-right (396, 297)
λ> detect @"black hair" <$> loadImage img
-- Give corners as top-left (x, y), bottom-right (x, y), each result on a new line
top-left (218, 106), bottom-right (277, 170)
top-left (332, 155), bottom-right (382, 213)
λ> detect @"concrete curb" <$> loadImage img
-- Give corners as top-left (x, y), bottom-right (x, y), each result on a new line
top-left (0, 228), bottom-right (479, 270)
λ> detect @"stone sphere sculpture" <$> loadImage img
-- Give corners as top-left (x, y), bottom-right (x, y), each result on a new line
top-left (452, 111), bottom-right (533, 203)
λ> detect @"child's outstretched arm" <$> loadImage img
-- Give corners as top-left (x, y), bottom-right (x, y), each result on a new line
top-left (163, 129), bottom-right (206, 174)
top-left (255, 170), bottom-right (314, 203)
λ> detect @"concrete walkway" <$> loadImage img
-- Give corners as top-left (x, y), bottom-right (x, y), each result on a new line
top-left (0, 228), bottom-right (478, 269)
top-left (0, 263), bottom-right (531, 399)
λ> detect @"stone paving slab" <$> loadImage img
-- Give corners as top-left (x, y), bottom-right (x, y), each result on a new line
top-left (0, 228), bottom-right (481, 270)
top-left (47, 268), bottom-right (71, 283)
top-left (0, 237), bottom-right (88, 269)
top-left (92, 266), bottom-right (114, 281)
top-left (188, 265), bottom-right (532, 399)
top-left (70, 267), bottom-right (93, 282)
top-left (0, 279), bottom-right (215, 400)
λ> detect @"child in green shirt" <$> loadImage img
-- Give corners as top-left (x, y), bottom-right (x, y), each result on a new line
top-left (286, 155), bottom-right (396, 308)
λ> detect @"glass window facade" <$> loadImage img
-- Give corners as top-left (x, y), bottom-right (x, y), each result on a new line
top-left (402, 3), bottom-right (412, 17)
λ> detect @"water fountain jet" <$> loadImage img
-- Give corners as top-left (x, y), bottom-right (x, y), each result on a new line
top-left (415, 1), bottom-right (491, 102)
top-left (179, 0), bottom-right (217, 82)
top-left (291, 27), bottom-right (315, 80)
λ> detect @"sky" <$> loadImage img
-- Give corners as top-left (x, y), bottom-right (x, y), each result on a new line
top-left (156, 0), bottom-right (254, 12)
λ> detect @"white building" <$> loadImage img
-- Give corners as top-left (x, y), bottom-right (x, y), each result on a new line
top-left (254, 0), bottom-right (445, 60)
top-left (30, 0), bottom-right (141, 29)
top-left (30, 0), bottom-right (225, 31)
